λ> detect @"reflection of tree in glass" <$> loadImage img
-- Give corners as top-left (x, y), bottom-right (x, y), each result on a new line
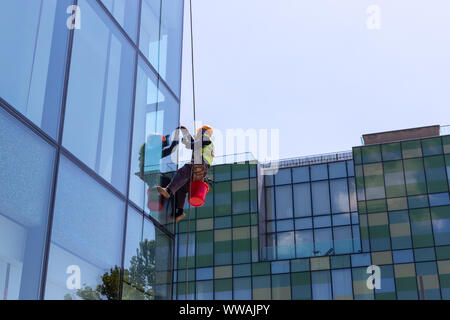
top-left (64, 239), bottom-right (156, 300)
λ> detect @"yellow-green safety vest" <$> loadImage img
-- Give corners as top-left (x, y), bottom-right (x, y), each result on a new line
top-left (202, 141), bottom-right (215, 166)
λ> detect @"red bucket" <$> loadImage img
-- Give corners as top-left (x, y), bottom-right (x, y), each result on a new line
top-left (188, 181), bottom-right (210, 207)
top-left (147, 188), bottom-right (165, 211)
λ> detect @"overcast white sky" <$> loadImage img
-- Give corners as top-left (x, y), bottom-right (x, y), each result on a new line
top-left (179, 0), bottom-right (450, 161)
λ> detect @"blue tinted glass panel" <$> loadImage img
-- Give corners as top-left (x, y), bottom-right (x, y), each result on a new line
top-left (274, 168), bottom-right (291, 185)
top-left (123, 206), bottom-right (172, 300)
top-left (429, 193), bottom-right (450, 207)
top-left (347, 161), bottom-right (355, 176)
top-left (332, 269), bottom-right (352, 298)
top-left (334, 226), bottom-right (353, 254)
top-left (63, 0), bottom-right (135, 193)
top-left (351, 253), bottom-right (371, 267)
top-left (196, 268), bottom-right (213, 281)
top-left (312, 271), bottom-right (332, 300)
top-left (292, 166), bottom-right (309, 183)
top-left (392, 249), bottom-right (414, 263)
top-left (45, 156), bottom-right (125, 300)
top-left (311, 164), bottom-right (328, 181)
top-left (100, 0), bottom-right (139, 40)
top-left (330, 179), bottom-right (350, 213)
top-left (312, 181), bottom-right (330, 215)
top-left (293, 183), bottom-right (311, 217)
top-left (196, 280), bottom-right (213, 300)
top-left (295, 218), bottom-right (313, 230)
top-left (314, 228), bottom-right (333, 255)
top-left (129, 58), bottom-right (180, 227)
top-left (275, 185), bottom-right (293, 219)
top-left (0, 0), bottom-right (71, 138)
top-left (329, 162), bottom-right (347, 179)
top-left (0, 108), bottom-right (55, 299)
top-left (295, 230), bottom-right (314, 258)
top-left (271, 261), bottom-right (290, 274)
top-left (314, 216), bottom-right (331, 228)
top-left (333, 213), bottom-right (351, 226)
top-left (277, 219), bottom-right (294, 232)
top-left (277, 232), bottom-right (295, 259)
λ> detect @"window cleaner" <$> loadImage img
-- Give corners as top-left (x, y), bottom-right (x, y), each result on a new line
top-left (156, 125), bottom-right (215, 223)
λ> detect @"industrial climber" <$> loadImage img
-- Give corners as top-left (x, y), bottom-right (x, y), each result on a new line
top-left (156, 125), bottom-right (215, 223)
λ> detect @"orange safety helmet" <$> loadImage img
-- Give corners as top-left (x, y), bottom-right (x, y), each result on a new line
top-left (197, 125), bottom-right (213, 136)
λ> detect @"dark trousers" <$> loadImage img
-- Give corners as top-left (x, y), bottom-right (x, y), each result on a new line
top-left (168, 162), bottom-right (209, 209)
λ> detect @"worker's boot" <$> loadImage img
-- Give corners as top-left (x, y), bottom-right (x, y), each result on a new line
top-left (175, 211), bottom-right (186, 223)
top-left (156, 186), bottom-right (171, 199)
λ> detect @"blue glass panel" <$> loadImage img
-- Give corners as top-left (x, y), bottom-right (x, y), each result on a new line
top-left (0, 108), bottom-right (55, 299)
top-left (311, 164), bottom-right (328, 181)
top-left (312, 181), bottom-right (330, 215)
top-left (351, 212), bottom-right (359, 224)
top-left (329, 162), bottom-right (347, 179)
top-left (347, 160), bottom-right (355, 177)
top-left (0, 0), bottom-right (71, 138)
top-left (352, 225), bottom-right (362, 252)
top-left (330, 178), bottom-right (350, 213)
top-left (408, 195), bottom-right (429, 209)
top-left (293, 183), bottom-right (311, 217)
top-left (295, 218), bottom-right (313, 230)
top-left (215, 216), bottom-right (232, 229)
top-left (334, 226), bottom-right (353, 254)
top-left (392, 249), bottom-right (414, 264)
top-left (351, 253), bottom-right (371, 267)
top-left (233, 277), bottom-right (251, 300)
top-left (295, 230), bottom-right (314, 258)
top-left (274, 168), bottom-right (292, 185)
top-left (63, 0), bottom-right (135, 193)
top-left (233, 264), bottom-right (251, 277)
top-left (332, 269), bottom-right (352, 298)
top-left (314, 228), bottom-right (333, 255)
top-left (312, 271), bottom-right (332, 300)
top-left (277, 219), bottom-right (294, 232)
top-left (129, 58), bottom-right (180, 227)
top-left (314, 215), bottom-right (331, 228)
top-left (100, 0), bottom-right (139, 40)
top-left (333, 213), bottom-right (351, 226)
top-left (123, 206), bottom-right (172, 300)
top-left (275, 185), bottom-right (293, 219)
top-left (292, 166), bottom-right (309, 183)
top-left (429, 193), bottom-right (450, 207)
top-left (196, 268), bottom-right (213, 281)
top-left (45, 156), bottom-right (125, 300)
top-left (277, 232), bottom-right (295, 259)
top-left (271, 261), bottom-right (290, 274)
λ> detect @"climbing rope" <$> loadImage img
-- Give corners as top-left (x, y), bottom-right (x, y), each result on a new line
top-left (185, 0), bottom-right (197, 301)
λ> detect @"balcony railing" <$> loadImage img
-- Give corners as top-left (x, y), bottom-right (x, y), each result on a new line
top-left (261, 150), bottom-right (353, 169)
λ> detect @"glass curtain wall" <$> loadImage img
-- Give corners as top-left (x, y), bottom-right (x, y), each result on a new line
top-left (0, 0), bottom-right (184, 300)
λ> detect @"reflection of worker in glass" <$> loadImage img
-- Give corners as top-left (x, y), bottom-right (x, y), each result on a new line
top-left (157, 125), bottom-right (215, 223)
top-left (139, 134), bottom-right (178, 212)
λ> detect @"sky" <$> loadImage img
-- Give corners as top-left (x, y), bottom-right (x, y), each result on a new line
top-left (179, 0), bottom-right (450, 162)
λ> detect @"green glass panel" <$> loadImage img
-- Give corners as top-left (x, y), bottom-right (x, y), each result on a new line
top-left (232, 163), bottom-right (249, 179)
top-left (353, 148), bottom-right (362, 165)
top-left (443, 136), bottom-right (450, 154)
top-left (215, 279), bottom-right (232, 292)
top-left (383, 160), bottom-right (406, 198)
top-left (422, 137), bottom-right (443, 156)
top-left (424, 155), bottom-right (448, 193)
top-left (366, 199), bottom-right (387, 213)
top-left (252, 262), bottom-right (270, 275)
top-left (382, 143), bottom-right (402, 161)
top-left (214, 181), bottom-right (231, 216)
top-left (436, 246), bottom-right (450, 260)
top-left (403, 159), bottom-right (427, 196)
top-left (214, 164), bottom-right (231, 181)
top-left (232, 214), bottom-right (251, 227)
top-left (362, 145), bottom-right (382, 163)
top-left (363, 163), bottom-right (385, 200)
top-left (402, 140), bottom-right (422, 159)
